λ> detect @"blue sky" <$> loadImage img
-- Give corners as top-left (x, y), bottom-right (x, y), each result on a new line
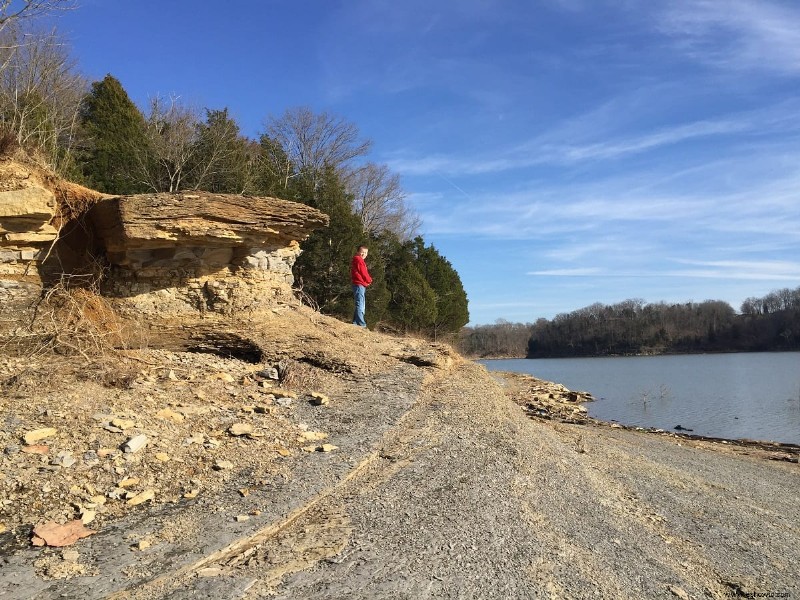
top-left (49, 0), bottom-right (800, 325)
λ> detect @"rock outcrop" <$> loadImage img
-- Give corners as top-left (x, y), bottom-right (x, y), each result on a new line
top-left (0, 154), bottom-right (57, 294)
top-left (0, 150), bottom-right (329, 350)
top-left (1, 152), bottom-right (106, 340)
top-left (88, 192), bottom-right (329, 320)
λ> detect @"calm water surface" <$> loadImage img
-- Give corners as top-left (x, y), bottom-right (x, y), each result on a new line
top-left (481, 352), bottom-right (800, 445)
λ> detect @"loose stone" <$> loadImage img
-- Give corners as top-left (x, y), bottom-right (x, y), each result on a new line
top-left (23, 428), bottom-right (57, 445)
top-left (228, 423), bottom-right (253, 436)
top-left (155, 408), bottom-right (185, 423)
top-left (123, 435), bottom-right (148, 454)
top-left (126, 489), bottom-right (155, 506)
top-left (308, 392), bottom-right (330, 406)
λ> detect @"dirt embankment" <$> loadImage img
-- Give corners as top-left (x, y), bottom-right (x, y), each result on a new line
top-left (1, 305), bottom-right (798, 599)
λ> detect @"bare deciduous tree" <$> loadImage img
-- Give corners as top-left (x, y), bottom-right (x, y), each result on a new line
top-left (137, 95), bottom-right (201, 192)
top-left (233, 139), bottom-right (264, 196)
top-left (0, 27), bottom-right (86, 172)
top-left (257, 134), bottom-right (294, 191)
top-left (264, 106), bottom-right (371, 187)
top-left (0, 0), bottom-right (75, 33)
top-left (191, 108), bottom-right (258, 194)
top-left (345, 162), bottom-right (420, 239)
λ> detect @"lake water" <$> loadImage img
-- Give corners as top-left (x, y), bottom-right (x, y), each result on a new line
top-left (480, 352), bottom-right (800, 445)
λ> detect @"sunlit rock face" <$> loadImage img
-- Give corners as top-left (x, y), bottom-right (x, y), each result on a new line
top-left (0, 152), bottom-right (106, 336)
top-left (88, 193), bottom-right (328, 318)
top-left (0, 152), bottom-right (328, 346)
top-left (0, 184), bottom-right (55, 320)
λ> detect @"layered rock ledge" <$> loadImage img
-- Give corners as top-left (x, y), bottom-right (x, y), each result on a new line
top-left (88, 192), bottom-right (328, 321)
top-left (0, 152), bottom-right (328, 351)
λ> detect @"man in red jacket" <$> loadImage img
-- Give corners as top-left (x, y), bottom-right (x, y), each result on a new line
top-left (350, 245), bottom-right (372, 327)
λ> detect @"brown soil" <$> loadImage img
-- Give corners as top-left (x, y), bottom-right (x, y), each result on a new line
top-left (1, 303), bottom-right (798, 599)
top-left (0, 304), bottom-right (455, 541)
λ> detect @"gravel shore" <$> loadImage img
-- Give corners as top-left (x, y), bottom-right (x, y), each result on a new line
top-left (1, 308), bottom-right (798, 599)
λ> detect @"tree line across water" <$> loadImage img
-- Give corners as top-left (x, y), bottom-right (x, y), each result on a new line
top-left (459, 286), bottom-right (800, 358)
top-left (0, 9), bottom-right (469, 337)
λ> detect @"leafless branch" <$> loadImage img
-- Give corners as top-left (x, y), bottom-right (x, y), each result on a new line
top-left (0, 27), bottom-right (86, 172)
top-left (265, 106), bottom-right (372, 186)
top-left (345, 162), bottom-right (420, 239)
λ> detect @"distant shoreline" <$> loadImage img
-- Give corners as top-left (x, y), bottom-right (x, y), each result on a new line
top-left (477, 348), bottom-right (800, 360)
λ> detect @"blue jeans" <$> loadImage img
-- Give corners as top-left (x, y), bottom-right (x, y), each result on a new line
top-left (352, 285), bottom-right (367, 327)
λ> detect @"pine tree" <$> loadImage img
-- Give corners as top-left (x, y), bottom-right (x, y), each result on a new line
top-left (381, 237), bottom-right (432, 332)
top-left (78, 74), bottom-right (150, 194)
top-left (388, 263), bottom-right (437, 333)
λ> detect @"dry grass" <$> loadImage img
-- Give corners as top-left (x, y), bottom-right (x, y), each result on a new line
top-left (279, 359), bottom-right (323, 393)
top-left (23, 278), bottom-right (147, 360)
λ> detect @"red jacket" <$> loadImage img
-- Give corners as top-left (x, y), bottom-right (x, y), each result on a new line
top-left (351, 254), bottom-right (372, 287)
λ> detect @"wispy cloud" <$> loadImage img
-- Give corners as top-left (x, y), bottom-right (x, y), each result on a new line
top-left (669, 259), bottom-right (800, 281)
top-left (527, 267), bottom-right (800, 282)
top-left (389, 95), bottom-right (800, 178)
top-left (545, 119), bottom-right (749, 162)
top-left (659, 0), bottom-right (800, 75)
top-left (529, 268), bottom-right (602, 276)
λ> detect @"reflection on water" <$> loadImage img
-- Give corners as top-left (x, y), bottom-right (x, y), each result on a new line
top-left (481, 352), bottom-right (800, 445)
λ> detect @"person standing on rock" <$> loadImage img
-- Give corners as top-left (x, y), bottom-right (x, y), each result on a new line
top-left (351, 245), bottom-right (372, 327)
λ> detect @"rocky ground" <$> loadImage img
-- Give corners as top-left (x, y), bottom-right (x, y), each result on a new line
top-left (1, 305), bottom-right (798, 599)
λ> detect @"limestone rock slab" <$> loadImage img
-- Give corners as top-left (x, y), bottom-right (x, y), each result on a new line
top-left (89, 193), bottom-right (329, 260)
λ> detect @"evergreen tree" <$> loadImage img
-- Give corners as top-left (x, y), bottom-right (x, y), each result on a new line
top-left (78, 74), bottom-right (150, 194)
top-left (191, 108), bottom-right (254, 193)
top-left (412, 237), bottom-right (469, 338)
top-left (292, 166), bottom-right (370, 319)
top-left (388, 263), bottom-right (438, 333)
top-left (381, 237), bottom-right (432, 332)
top-left (378, 236), bottom-right (468, 337)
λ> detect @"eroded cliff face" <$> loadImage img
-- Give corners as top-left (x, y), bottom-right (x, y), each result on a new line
top-left (0, 151), bottom-right (329, 349)
top-left (0, 152), bottom-right (106, 335)
top-left (88, 193), bottom-right (328, 320)
top-left (0, 154), bottom-right (57, 297)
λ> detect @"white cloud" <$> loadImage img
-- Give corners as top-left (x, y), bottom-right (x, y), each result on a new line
top-left (660, 0), bottom-right (800, 75)
top-left (669, 259), bottom-right (800, 281)
top-left (548, 119), bottom-right (749, 162)
top-left (528, 268), bottom-right (603, 276)
top-left (389, 94), bottom-right (800, 180)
